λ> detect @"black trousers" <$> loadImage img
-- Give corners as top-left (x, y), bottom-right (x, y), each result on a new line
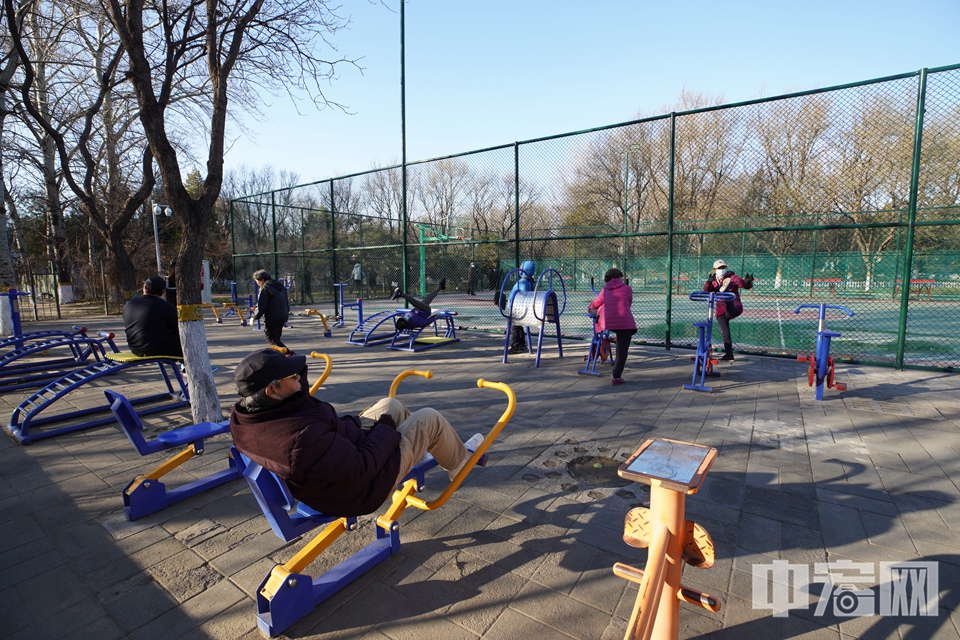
top-left (510, 326), bottom-right (527, 350)
top-left (716, 311), bottom-right (732, 344)
top-left (611, 329), bottom-right (635, 378)
top-left (263, 321), bottom-right (287, 349)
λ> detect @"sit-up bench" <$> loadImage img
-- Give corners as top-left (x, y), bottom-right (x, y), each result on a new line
top-left (234, 370), bottom-right (515, 637)
top-left (6, 351), bottom-right (188, 444)
top-left (105, 390), bottom-right (239, 520)
top-left (0, 329), bottom-right (119, 392)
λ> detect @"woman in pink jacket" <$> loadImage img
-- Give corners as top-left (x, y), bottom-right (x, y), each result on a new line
top-left (588, 268), bottom-right (638, 386)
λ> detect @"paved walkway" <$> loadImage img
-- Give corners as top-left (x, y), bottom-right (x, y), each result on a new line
top-left (1, 310), bottom-right (958, 639)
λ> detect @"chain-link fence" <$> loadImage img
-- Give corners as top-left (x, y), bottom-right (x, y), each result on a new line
top-left (232, 64), bottom-right (960, 371)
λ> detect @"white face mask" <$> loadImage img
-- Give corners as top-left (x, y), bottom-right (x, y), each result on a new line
top-left (716, 268), bottom-right (729, 278)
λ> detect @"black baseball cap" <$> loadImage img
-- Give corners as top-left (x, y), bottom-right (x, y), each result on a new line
top-left (234, 349), bottom-right (306, 397)
top-left (144, 275), bottom-right (167, 295)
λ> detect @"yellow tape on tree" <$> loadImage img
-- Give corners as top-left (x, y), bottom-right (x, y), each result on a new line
top-left (177, 304), bottom-right (206, 321)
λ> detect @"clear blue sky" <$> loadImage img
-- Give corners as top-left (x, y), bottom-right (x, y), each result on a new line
top-left (223, 0), bottom-right (960, 183)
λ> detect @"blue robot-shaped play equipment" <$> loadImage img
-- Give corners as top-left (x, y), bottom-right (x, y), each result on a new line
top-left (498, 261), bottom-right (567, 367)
top-left (795, 303), bottom-right (854, 400)
top-left (684, 291), bottom-right (735, 392)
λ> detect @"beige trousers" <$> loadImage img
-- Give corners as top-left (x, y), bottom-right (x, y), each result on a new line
top-left (359, 397), bottom-right (468, 483)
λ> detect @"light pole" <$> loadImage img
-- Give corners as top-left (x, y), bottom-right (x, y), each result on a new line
top-left (153, 204), bottom-right (172, 274)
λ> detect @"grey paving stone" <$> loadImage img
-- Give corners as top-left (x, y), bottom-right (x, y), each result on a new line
top-left (3, 316), bottom-right (958, 639)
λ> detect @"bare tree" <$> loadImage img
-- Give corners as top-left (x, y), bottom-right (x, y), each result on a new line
top-left (749, 93), bottom-right (834, 287)
top-left (827, 93), bottom-right (915, 290)
top-left (103, 0), bottom-right (353, 422)
top-left (0, 7), bottom-right (20, 334)
top-left (3, 0), bottom-right (160, 311)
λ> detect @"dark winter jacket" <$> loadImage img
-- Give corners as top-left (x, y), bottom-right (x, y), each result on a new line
top-left (122, 294), bottom-right (182, 357)
top-left (230, 377), bottom-right (402, 517)
top-left (702, 270), bottom-right (752, 318)
top-left (253, 279), bottom-right (289, 325)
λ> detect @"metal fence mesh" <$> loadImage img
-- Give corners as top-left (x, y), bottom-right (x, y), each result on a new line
top-left (232, 65), bottom-right (960, 370)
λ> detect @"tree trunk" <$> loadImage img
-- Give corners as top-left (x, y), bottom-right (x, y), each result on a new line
top-left (175, 200), bottom-right (221, 423)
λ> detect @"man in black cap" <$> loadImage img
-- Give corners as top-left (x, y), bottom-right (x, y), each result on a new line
top-left (122, 275), bottom-right (183, 357)
top-left (229, 349), bottom-right (482, 517)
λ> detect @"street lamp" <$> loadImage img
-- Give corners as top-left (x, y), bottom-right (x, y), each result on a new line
top-left (153, 204), bottom-right (172, 274)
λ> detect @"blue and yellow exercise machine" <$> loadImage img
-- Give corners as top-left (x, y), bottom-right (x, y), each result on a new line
top-left (0, 328), bottom-right (119, 393)
top-left (104, 352), bottom-right (333, 520)
top-left (234, 368), bottom-right (515, 637)
top-left (579, 278), bottom-right (615, 376)
top-left (0, 286), bottom-right (87, 349)
top-left (344, 289), bottom-right (460, 352)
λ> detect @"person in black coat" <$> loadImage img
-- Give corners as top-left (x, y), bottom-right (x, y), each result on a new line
top-left (252, 269), bottom-right (290, 350)
top-left (123, 275), bottom-right (183, 357)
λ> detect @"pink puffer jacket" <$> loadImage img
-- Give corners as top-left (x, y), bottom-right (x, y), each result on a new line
top-left (588, 278), bottom-right (637, 333)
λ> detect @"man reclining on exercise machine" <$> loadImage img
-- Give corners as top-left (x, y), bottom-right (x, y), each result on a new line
top-left (229, 348), bottom-right (480, 517)
top-left (390, 278), bottom-right (446, 333)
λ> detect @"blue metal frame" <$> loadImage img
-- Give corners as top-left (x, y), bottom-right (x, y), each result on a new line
top-left (387, 311), bottom-right (459, 352)
top-left (579, 314), bottom-right (615, 376)
top-left (0, 331), bottom-right (120, 393)
top-left (233, 446), bottom-right (487, 637)
top-left (795, 304), bottom-right (854, 400)
top-left (499, 267), bottom-right (567, 367)
top-left (105, 390), bottom-right (239, 520)
top-left (345, 309), bottom-right (400, 346)
top-left (683, 292), bottom-right (735, 393)
top-left (6, 353), bottom-right (189, 444)
top-left (333, 282), bottom-right (362, 329)
top-left (0, 324), bottom-right (87, 352)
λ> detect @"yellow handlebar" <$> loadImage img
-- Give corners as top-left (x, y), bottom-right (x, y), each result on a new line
top-left (388, 369), bottom-right (434, 398)
top-left (404, 378), bottom-right (515, 512)
top-left (308, 352), bottom-right (333, 395)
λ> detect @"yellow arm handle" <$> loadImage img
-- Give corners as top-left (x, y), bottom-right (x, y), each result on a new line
top-left (405, 378), bottom-right (516, 511)
top-left (305, 309), bottom-right (330, 332)
top-left (308, 352), bottom-right (333, 395)
top-left (388, 369), bottom-right (433, 398)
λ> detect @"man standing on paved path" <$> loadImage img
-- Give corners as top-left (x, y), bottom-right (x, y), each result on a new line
top-left (252, 269), bottom-right (290, 351)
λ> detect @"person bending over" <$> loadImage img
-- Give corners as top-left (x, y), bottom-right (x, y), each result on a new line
top-left (123, 275), bottom-right (183, 358)
top-left (229, 348), bottom-right (481, 517)
top-left (390, 278), bottom-right (446, 333)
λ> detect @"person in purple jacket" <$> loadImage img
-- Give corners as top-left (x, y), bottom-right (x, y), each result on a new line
top-left (229, 349), bottom-right (481, 517)
top-left (702, 259), bottom-right (754, 361)
top-left (588, 268), bottom-right (638, 386)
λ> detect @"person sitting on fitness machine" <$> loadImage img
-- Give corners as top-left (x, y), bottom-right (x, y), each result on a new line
top-left (229, 348), bottom-right (481, 517)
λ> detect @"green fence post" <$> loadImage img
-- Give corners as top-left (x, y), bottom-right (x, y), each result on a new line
top-left (808, 227), bottom-right (818, 297)
top-left (271, 191), bottom-right (279, 279)
top-left (514, 142), bottom-right (521, 267)
top-left (330, 180), bottom-right (338, 314)
top-left (896, 68), bottom-right (928, 369)
top-left (665, 113), bottom-right (677, 350)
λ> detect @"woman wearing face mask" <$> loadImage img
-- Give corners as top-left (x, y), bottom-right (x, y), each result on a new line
top-left (702, 259), bottom-right (754, 361)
